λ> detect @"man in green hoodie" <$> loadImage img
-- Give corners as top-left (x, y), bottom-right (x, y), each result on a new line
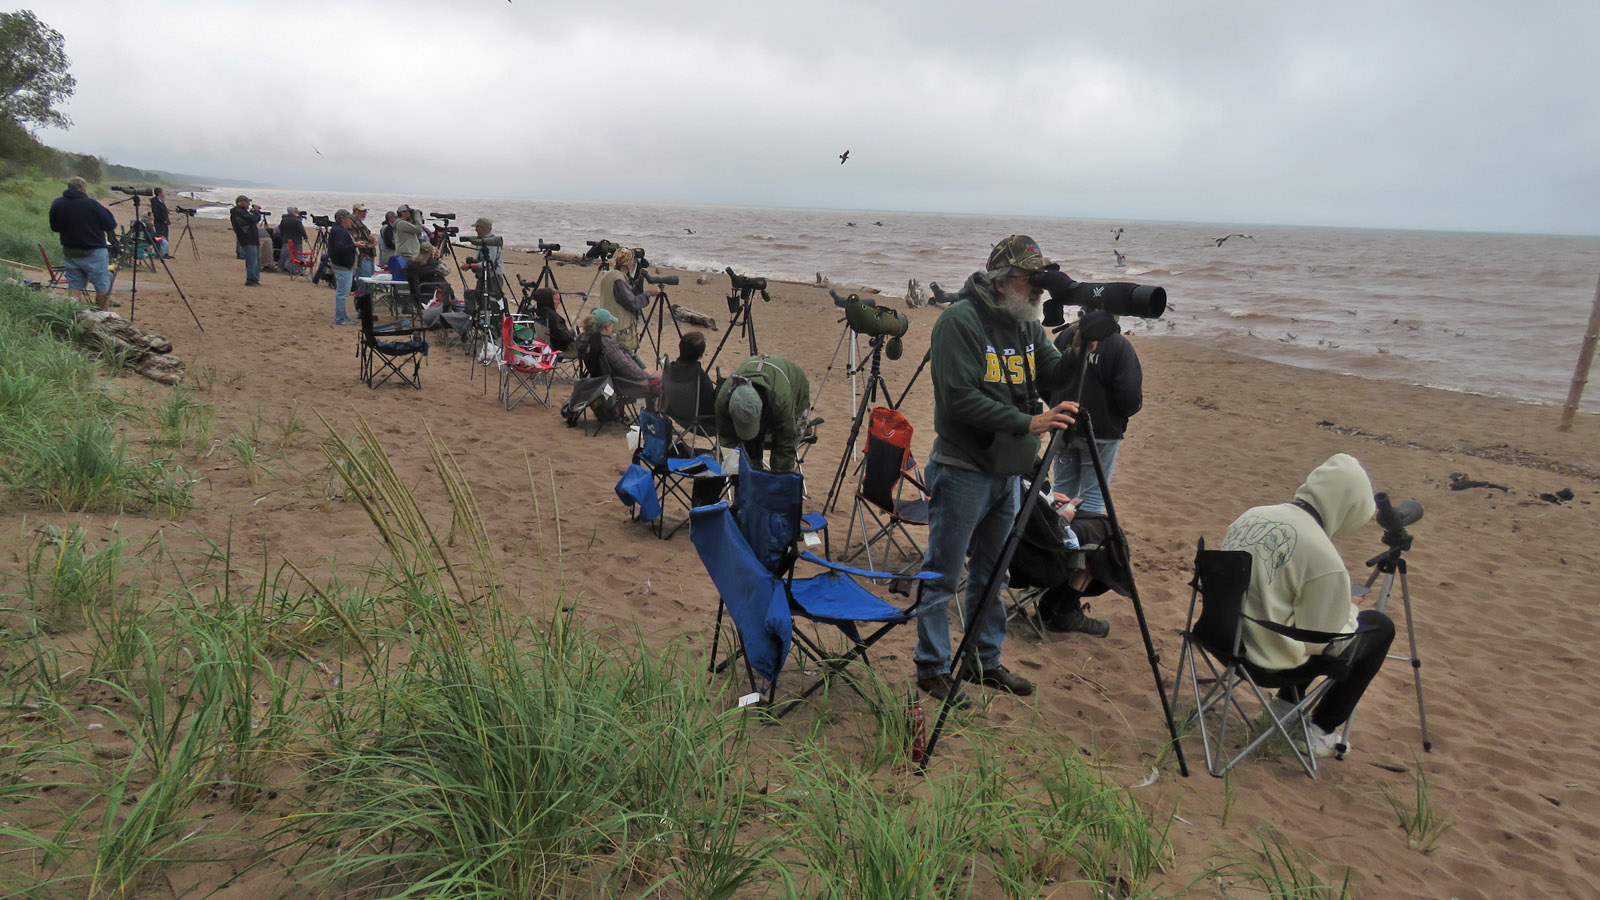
top-left (914, 235), bottom-right (1093, 703)
top-left (1221, 453), bottom-right (1395, 757)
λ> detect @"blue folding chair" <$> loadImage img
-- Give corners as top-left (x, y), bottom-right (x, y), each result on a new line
top-left (689, 452), bottom-right (939, 715)
top-left (636, 409), bottom-right (727, 539)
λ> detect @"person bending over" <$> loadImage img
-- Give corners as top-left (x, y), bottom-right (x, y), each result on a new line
top-left (48, 176), bottom-right (119, 310)
top-left (714, 354), bottom-right (810, 475)
top-left (595, 246), bottom-right (655, 352)
top-left (1221, 452), bottom-right (1395, 758)
top-left (913, 234), bottom-right (1095, 704)
top-left (664, 331), bottom-right (719, 434)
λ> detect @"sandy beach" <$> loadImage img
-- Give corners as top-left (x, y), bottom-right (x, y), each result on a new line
top-left (11, 214), bottom-right (1599, 899)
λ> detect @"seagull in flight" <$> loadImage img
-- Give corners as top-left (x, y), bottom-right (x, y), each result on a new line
top-left (310, 144), bottom-right (324, 158)
top-left (684, 228), bottom-right (694, 234)
top-left (839, 150), bottom-right (850, 165)
top-left (1110, 227), bottom-right (1124, 241)
top-left (1213, 233), bottom-right (1256, 247)
top-left (1113, 249), bottom-right (1126, 268)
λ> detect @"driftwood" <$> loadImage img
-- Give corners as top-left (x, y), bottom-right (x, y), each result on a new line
top-left (671, 304), bottom-right (719, 331)
top-left (906, 277), bottom-right (925, 308)
top-left (75, 309), bottom-right (186, 385)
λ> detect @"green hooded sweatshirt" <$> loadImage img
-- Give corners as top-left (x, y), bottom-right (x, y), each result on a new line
top-left (928, 272), bottom-right (1082, 476)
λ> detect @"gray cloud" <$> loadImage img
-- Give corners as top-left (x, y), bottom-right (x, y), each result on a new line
top-left (28, 0), bottom-right (1600, 234)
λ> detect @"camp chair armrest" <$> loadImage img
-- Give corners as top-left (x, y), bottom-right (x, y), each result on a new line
top-left (798, 551), bottom-right (940, 582)
top-left (1243, 615), bottom-right (1363, 647)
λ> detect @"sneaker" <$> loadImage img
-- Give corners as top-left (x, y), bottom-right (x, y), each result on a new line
top-left (961, 663), bottom-right (1035, 696)
top-left (1306, 723), bottom-right (1342, 758)
top-left (1045, 605), bottom-right (1110, 637)
top-left (916, 673), bottom-right (972, 710)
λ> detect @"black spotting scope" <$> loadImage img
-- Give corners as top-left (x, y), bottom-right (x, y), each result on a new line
top-left (111, 185), bottom-right (155, 196)
top-left (1030, 267), bottom-right (1166, 327)
top-left (641, 270), bottom-right (678, 286)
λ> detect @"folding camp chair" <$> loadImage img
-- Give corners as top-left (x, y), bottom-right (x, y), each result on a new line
top-left (37, 244), bottom-right (67, 287)
top-left (283, 240), bottom-right (316, 280)
top-left (560, 335), bottom-right (651, 435)
top-left (498, 316), bottom-right (557, 410)
top-left (691, 452), bottom-right (938, 716)
top-left (355, 289), bottom-right (429, 390)
top-left (616, 408), bottom-right (726, 539)
top-left (661, 359), bottom-right (719, 453)
top-left (841, 407), bottom-right (930, 572)
top-left (1169, 537), bottom-right (1354, 779)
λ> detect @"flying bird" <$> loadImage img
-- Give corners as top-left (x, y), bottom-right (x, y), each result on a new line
top-left (1213, 233), bottom-right (1256, 247)
top-left (311, 144), bottom-right (324, 158)
top-left (1110, 227), bottom-right (1124, 241)
top-left (684, 228), bottom-right (694, 234)
top-left (874, 221), bottom-right (883, 226)
top-left (1113, 249), bottom-right (1126, 268)
top-left (839, 150), bottom-right (850, 165)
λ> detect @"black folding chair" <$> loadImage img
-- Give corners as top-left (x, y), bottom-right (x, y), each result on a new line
top-left (356, 289), bottom-right (429, 390)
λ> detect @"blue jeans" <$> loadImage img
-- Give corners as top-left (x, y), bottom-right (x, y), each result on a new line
top-left (241, 242), bottom-right (260, 284)
top-left (356, 257), bottom-right (374, 280)
top-left (63, 247), bottom-right (112, 293)
top-left (1052, 439), bottom-right (1122, 514)
top-left (333, 267), bottom-right (354, 323)
top-left (914, 461), bottom-right (1020, 678)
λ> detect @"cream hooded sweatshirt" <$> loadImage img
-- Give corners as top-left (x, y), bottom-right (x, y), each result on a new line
top-left (1221, 453), bottom-right (1376, 670)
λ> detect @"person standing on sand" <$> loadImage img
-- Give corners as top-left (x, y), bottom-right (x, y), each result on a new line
top-left (150, 187), bottom-right (172, 257)
top-left (595, 246), bottom-right (655, 353)
top-left (278, 207), bottom-right (309, 276)
top-left (1034, 317), bottom-right (1144, 638)
top-left (379, 210), bottom-right (398, 266)
top-left (1221, 452), bottom-right (1395, 757)
top-left (349, 202), bottom-right (377, 281)
top-left (48, 176), bottom-right (118, 310)
top-left (913, 235), bottom-right (1097, 705)
top-left (328, 210), bottom-right (358, 325)
top-left (229, 194), bottom-right (261, 286)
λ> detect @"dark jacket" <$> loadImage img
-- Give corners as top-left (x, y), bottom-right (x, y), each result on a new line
top-left (48, 189), bottom-right (117, 250)
top-left (230, 204), bottom-right (259, 244)
top-left (328, 224), bottom-right (357, 269)
top-left (150, 195), bottom-right (169, 226)
top-left (928, 272), bottom-right (1081, 476)
top-left (1049, 328), bottom-right (1142, 441)
top-left (279, 214), bottom-right (308, 250)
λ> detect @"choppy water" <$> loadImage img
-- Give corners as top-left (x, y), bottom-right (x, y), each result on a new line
top-left (193, 188), bottom-right (1600, 412)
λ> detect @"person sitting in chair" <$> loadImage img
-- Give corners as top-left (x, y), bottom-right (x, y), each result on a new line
top-left (663, 331), bottom-right (719, 434)
top-left (579, 308), bottom-right (657, 385)
top-left (714, 354), bottom-right (811, 474)
top-left (1221, 452), bottom-right (1396, 758)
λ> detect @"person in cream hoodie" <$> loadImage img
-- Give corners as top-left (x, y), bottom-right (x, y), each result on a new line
top-left (1222, 453), bottom-right (1396, 757)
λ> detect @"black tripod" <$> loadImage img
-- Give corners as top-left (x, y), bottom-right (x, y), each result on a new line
top-left (524, 241), bottom-right (576, 332)
top-left (1340, 505), bottom-right (1432, 756)
top-left (109, 190), bottom-right (203, 331)
top-left (822, 333), bottom-right (897, 515)
top-left (919, 337), bottom-right (1187, 776)
top-left (638, 269), bottom-right (683, 366)
top-left (170, 209), bottom-right (200, 260)
top-left (706, 267), bottom-right (769, 371)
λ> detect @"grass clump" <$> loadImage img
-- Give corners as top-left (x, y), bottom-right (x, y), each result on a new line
top-left (1383, 758), bottom-right (1452, 852)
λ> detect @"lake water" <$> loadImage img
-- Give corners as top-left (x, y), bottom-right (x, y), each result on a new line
top-left (192, 188), bottom-right (1600, 412)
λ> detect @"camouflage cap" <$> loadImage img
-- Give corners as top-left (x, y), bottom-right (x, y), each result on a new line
top-left (986, 234), bottom-right (1051, 272)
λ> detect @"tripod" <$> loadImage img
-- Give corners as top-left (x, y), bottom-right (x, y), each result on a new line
top-left (638, 270), bottom-right (683, 366)
top-left (1339, 524), bottom-right (1433, 756)
top-left (525, 245), bottom-right (577, 332)
top-left (919, 340), bottom-right (1188, 777)
top-left (170, 212), bottom-right (200, 260)
top-left (112, 192), bottom-right (204, 331)
top-left (822, 333), bottom-right (896, 515)
top-left (706, 267), bottom-right (769, 371)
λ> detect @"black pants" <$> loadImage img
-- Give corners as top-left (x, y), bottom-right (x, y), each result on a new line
top-left (1278, 610), bottom-right (1395, 732)
top-left (406, 259), bottom-right (448, 306)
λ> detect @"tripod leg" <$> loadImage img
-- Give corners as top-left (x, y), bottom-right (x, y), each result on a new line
top-left (1396, 563), bottom-right (1432, 751)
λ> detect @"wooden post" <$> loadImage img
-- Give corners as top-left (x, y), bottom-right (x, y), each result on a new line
top-left (1560, 271), bottom-right (1600, 431)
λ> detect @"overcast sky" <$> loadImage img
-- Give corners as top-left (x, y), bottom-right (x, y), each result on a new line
top-left (23, 0), bottom-right (1600, 235)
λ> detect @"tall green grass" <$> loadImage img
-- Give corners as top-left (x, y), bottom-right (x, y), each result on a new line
top-left (0, 281), bottom-right (198, 513)
top-left (0, 175), bottom-right (66, 265)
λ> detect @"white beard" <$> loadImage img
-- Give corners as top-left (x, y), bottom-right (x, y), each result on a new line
top-left (996, 281), bottom-right (1043, 323)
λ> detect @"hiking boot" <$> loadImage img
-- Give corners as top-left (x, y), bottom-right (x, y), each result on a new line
top-left (916, 673), bottom-right (972, 710)
top-left (1045, 604), bottom-right (1110, 637)
top-left (961, 663), bottom-right (1035, 696)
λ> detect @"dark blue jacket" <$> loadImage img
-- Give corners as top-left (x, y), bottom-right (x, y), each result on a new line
top-left (328, 224), bottom-right (357, 268)
top-left (1050, 327), bottom-right (1143, 441)
top-left (48, 189), bottom-right (117, 250)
